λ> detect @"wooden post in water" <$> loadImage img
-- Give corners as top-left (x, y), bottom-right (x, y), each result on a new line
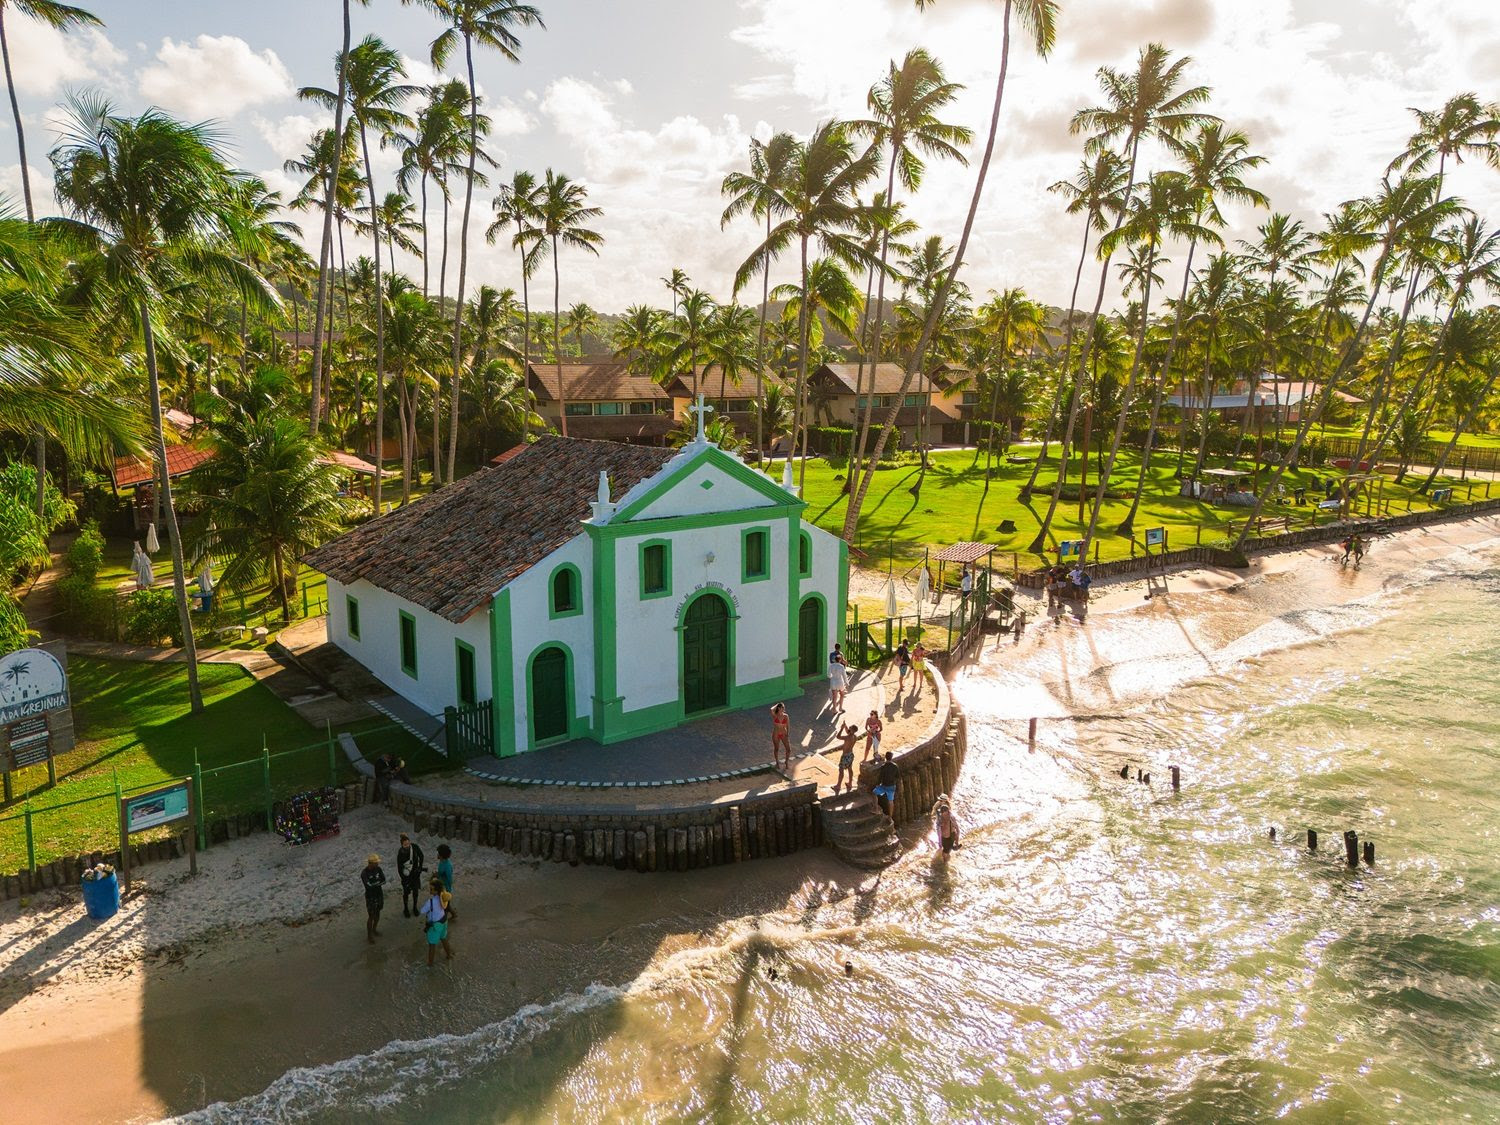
top-left (1169, 765), bottom-right (1181, 791)
top-left (1028, 717), bottom-right (1037, 753)
top-left (1363, 840), bottom-right (1374, 865)
top-left (1343, 829), bottom-right (1359, 867)
top-left (1307, 829), bottom-right (1318, 851)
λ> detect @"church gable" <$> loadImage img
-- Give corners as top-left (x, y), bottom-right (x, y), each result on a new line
top-left (612, 445), bottom-right (798, 525)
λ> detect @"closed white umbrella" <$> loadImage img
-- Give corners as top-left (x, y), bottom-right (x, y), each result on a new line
top-left (885, 578), bottom-right (898, 619)
top-left (133, 543), bottom-right (154, 589)
top-left (915, 567), bottom-right (930, 623)
top-left (145, 522), bottom-right (160, 554)
top-left (198, 561), bottom-right (214, 594)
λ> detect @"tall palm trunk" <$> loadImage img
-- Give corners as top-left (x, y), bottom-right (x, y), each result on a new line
top-left (794, 235), bottom-right (812, 492)
top-left (420, 172), bottom-right (430, 297)
top-left (514, 215), bottom-right (532, 443)
top-left (310, 0), bottom-right (351, 435)
top-left (844, 162), bottom-right (900, 531)
top-left (445, 36), bottom-right (481, 484)
top-left (359, 122), bottom-right (387, 515)
top-left (553, 235), bottom-right (567, 436)
top-left (1423, 366), bottom-right (1500, 491)
top-left (754, 209), bottom-right (772, 457)
top-left (1021, 226), bottom-right (1095, 502)
top-left (846, 259), bottom-right (878, 492)
top-left (848, 0), bottom-right (1014, 535)
top-left (141, 302), bottom-right (203, 712)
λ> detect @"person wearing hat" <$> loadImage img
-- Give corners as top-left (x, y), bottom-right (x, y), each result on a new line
top-left (361, 854), bottom-right (387, 942)
top-left (396, 832), bottom-right (425, 917)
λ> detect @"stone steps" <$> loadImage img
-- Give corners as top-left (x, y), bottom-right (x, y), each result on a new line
top-left (820, 791), bottom-right (901, 870)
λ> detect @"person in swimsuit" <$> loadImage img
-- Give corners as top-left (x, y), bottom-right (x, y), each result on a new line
top-left (833, 723), bottom-right (859, 794)
top-left (770, 702), bottom-right (792, 770)
top-left (895, 641), bottom-right (911, 691)
top-left (911, 643), bottom-right (927, 697)
top-left (932, 795), bottom-right (960, 856)
top-left (873, 751), bottom-right (899, 817)
top-left (419, 876), bottom-right (453, 966)
top-left (827, 648), bottom-right (849, 713)
top-left (361, 854), bottom-right (386, 943)
top-left (863, 710), bottom-right (883, 762)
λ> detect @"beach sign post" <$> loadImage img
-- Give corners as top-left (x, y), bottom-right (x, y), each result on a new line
top-left (1145, 527), bottom-right (1166, 566)
top-left (0, 643), bottom-right (76, 801)
top-left (118, 778), bottom-right (198, 887)
top-left (1059, 540), bottom-right (1083, 559)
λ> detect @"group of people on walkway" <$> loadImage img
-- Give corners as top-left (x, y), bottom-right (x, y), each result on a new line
top-left (359, 834), bottom-right (456, 965)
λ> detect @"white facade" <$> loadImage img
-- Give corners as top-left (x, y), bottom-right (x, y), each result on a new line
top-left (316, 438), bottom-right (847, 755)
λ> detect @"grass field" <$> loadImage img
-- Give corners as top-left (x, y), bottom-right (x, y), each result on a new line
top-left (0, 657), bottom-right (436, 871)
top-left (787, 446), bottom-right (1487, 569)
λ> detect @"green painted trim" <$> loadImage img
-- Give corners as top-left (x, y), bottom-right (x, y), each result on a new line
top-left (398, 610), bottom-right (418, 679)
top-left (797, 592), bottom-right (829, 681)
top-left (611, 443), bottom-right (804, 524)
top-left (594, 671), bottom-right (796, 745)
top-left (638, 537), bottom-right (672, 600)
top-left (679, 588), bottom-right (736, 718)
top-left (489, 590), bottom-right (514, 756)
top-left (548, 562), bottom-right (584, 619)
top-left (523, 640), bottom-right (579, 752)
top-left (454, 638), bottom-right (477, 709)
top-left (602, 503), bottom-right (804, 540)
top-left (798, 530), bottom-right (812, 577)
top-left (784, 513), bottom-right (801, 692)
top-left (836, 537), bottom-right (849, 659)
top-left (588, 525), bottom-right (623, 737)
top-left (345, 594), bottom-right (360, 641)
top-left (740, 525), bottom-right (771, 583)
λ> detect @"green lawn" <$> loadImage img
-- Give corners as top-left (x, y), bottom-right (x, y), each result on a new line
top-left (784, 447), bottom-right (1486, 573)
top-left (0, 656), bottom-right (438, 871)
top-left (1311, 423), bottom-right (1500, 452)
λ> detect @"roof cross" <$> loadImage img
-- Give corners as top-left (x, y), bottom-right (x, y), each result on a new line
top-left (687, 393), bottom-right (714, 444)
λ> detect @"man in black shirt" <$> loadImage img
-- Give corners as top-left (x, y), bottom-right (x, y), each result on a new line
top-left (872, 751), bottom-right (899, 818)
top-left (396, 832), bottom-right (425, 917)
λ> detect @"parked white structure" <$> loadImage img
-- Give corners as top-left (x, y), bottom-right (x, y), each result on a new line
top-left (305, 425), bottom-right (848, 755)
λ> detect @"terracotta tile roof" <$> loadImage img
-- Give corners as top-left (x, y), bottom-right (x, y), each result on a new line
top-left (813, 362), bottom-right (935, 396)
top-left (111, 444), bottom-right (215, 489)
top-left (304, 436), bottom-right (676, 622)
top-left (527, 359), bottom-right (671, 403)
top-left (317, 450), bottom-right (379, 474)
top-left (662, 368), bottom-right (782, 399)
top-left (489, 444), bottom-right (527, 465)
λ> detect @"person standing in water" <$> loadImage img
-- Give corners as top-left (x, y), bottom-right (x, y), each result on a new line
top-left (419, 876), bottom-right (453, 966)
top-left (932, 795), bottom-right (960, 857)
top-left (435, 843), bottom-right (454, 893)
top-left (396, 832), bottom-right (425, 918)
top-left (770, 702), bottom-right (792, 770)
top-left (361, 854), bottom-right (386, 943)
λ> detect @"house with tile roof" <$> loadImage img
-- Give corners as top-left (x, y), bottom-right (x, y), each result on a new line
top-left (304, 425), bottom-right (848, 755)
top-left (526, 358), bottom-right (677, 444)
top-left (808, 362), bottom-right (956, 447)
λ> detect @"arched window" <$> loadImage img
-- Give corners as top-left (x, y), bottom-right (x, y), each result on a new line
top-left (550, 564), bottom-right (582, 618)
top-left (798, 530), bottom-right (813, 577)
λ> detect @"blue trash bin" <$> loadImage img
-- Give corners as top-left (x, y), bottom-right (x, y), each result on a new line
top-left (81, 872), bottom-right (120, 920)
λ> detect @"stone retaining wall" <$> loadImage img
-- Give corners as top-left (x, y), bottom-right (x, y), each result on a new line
top-left (0, 781), bottom-right (376, 902)
top-left (856, 668), bottom-right (968, 827)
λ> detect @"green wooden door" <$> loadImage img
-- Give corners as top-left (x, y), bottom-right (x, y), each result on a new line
top-left (798, 598), bottom-right (823, 678)
top-left (530, 647), bottom-right (568, 743)
top-left (683, 594), bottom-right (729, 714)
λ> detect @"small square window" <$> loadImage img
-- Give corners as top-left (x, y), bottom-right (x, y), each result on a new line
top-left (743, 528), bottom-right (769, 581)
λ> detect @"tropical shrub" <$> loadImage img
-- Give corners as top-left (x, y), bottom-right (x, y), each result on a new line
top-left (64, 520), bottom-right (106, 581)
top-left (122, 588), bottom-right (181, 645)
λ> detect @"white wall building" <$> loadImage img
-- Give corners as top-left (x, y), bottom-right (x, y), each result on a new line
top-left (306, 430), bottom-right (848, 755)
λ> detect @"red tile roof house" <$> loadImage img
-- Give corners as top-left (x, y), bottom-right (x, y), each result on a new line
top-left (808, 362), bottom-right (957, 449)
top-left (304, 433), bottom-right (849, 756)
top-left (526, 358), bottom-right (677, 444)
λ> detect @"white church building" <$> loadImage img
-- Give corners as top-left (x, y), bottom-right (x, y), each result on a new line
top-left (304, 425), bottom-right (848, 755)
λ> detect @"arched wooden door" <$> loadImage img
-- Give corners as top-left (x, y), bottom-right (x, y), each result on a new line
top-left (798, 597), bottom-right (824, 678)
top-left (682, 594), bottom-right (729, 714)
top-left (530, 646), bottom-right (569, 743)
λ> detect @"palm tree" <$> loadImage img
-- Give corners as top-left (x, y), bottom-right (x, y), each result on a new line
top-left (612, 303), bottom-right (669, 378)
top-left (656, 288), bottom-right (717, 398)
top-left (488, 169), bottom-right (543, 440)
top-left (51, 96), bottom-right (276, 712)
top-left (308, 0), bottom-right (366, 438)
top-left (732, 121), bottom-right (879, 490)
top-left (303, 35), bottom-right (416, 512)
top-left (843, 47), bottom-right (970, 526)
top-left (851, 0), bottom-right (1058, 539)
top-left (356, 190), bottom-right (422, 273)
top-left (750, 383), bottom-right (795, 460)
top-left (703, 302), bottom-right (760, 414)
top-left (416, 0), bottom-right (544, 484)
top-left (1028, 42), bottom-right (1215, 554)
top-left (530, 169), bottom-right (603, 435)
top-left (1240, 211), bottom-right (1314, 439)
top-left (188, 410), bottom-right (347, 623)
top-left (564, 302), bottom-right (598, 356)
top-left (721, 130), bottom-right (799, 454)
top-left (662, 268), bottom-right (690, 319)
top-left (397, 80), bottom-right (468, 298)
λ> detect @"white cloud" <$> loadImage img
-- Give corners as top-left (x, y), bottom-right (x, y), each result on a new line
top-left (137, 35), bottom-right (294, 120)
top-left (4, 20), bottom-right (123, 96)
top-left (251, 111), bottom-right (331, 158)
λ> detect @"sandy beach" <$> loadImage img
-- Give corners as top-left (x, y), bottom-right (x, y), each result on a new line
top-left (4, 510), bottom-right (1498, 1123)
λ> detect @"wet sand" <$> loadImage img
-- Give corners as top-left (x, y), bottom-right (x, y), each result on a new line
top-left (4, 511), bottom-right (1498, 1123)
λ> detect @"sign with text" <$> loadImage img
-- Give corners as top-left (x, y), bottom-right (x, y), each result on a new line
top-left (0, 644), bottom-right (74, 781)
top-left (1144, 528), bottom-right (1166, 547)
top-left (123, 782), bottom-right (192, 834)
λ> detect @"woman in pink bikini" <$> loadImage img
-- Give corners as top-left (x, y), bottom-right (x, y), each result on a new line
top-left (770, 702), bottom-right (791, 770)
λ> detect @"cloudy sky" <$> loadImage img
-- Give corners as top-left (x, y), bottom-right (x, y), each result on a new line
top-left (4, 0), bottom-right (1499, 314)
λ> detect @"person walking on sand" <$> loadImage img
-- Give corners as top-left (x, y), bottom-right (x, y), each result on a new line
top-left (863, 709), bottom-right (883, 762)
top-left (396, 832), bottom-right (425, 917)
top-left (1012, 608), bottom-right (1028, 644)
top-left (771, 702), bottom-right (792, 770)
top-left (911, 643), bottom-right (927, 697)
top-left (419, 876), bottom-right (453, 966)
top-left (932, 794), bottom-right (961, 857)
top-left (872, 751), bottom-right (899, 818)
top-left (827, 645), bottom-right (849, 713)
top-left (436, 843), bottom-right (454, 893)
top-left (833, 723), bottom-right (860, 794)
top-left (895, 640), bottom-right (911, 692)
top-left (361, 854), bottom-right (386, 943)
